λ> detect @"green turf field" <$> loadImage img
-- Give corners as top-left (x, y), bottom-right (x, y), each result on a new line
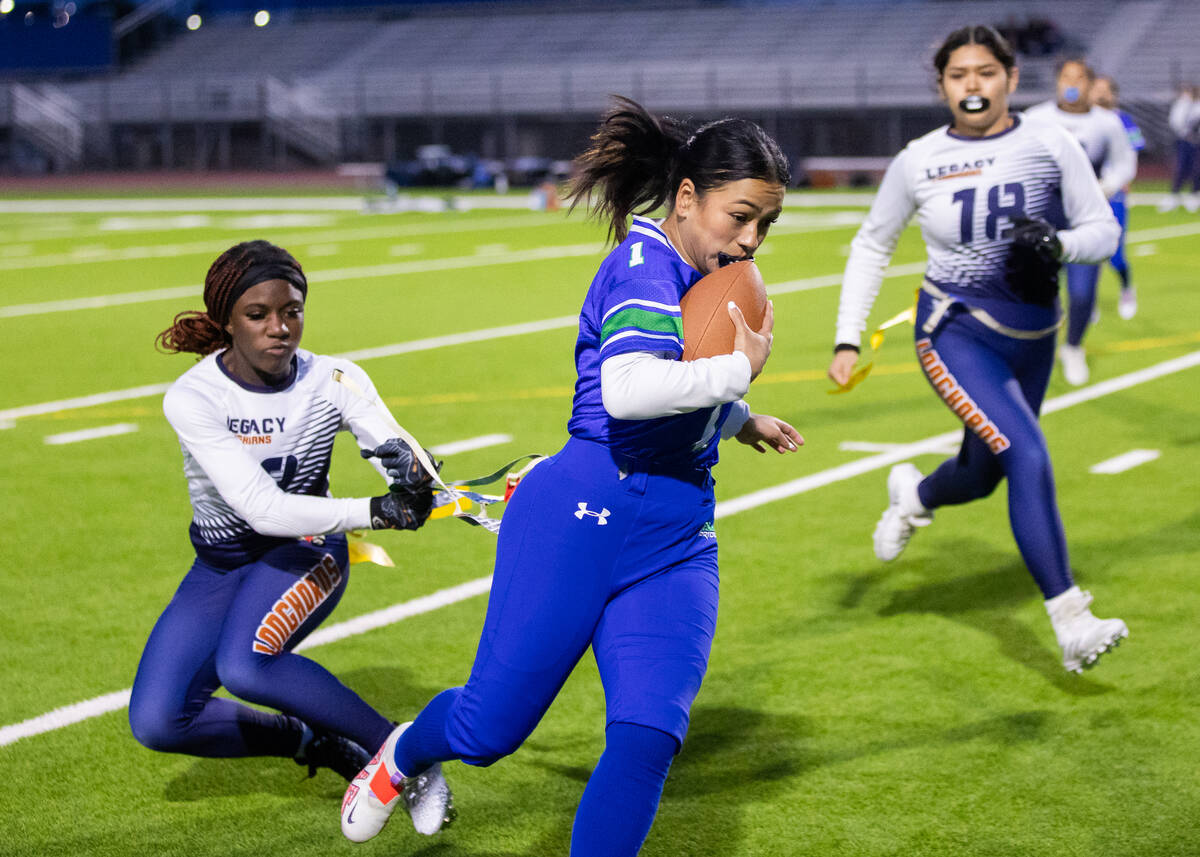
top-left (1, 189), bottom-right (1198, 857)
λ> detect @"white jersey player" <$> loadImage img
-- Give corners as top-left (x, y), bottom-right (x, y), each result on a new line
top-left (130, 240), bottom-right (454, 834)
top-left (828, 25), bottom-right (1127, 674)
top-left (1025, 59), bottom-right (1137, 385)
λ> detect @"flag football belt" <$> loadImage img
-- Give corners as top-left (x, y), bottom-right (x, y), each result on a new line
top-left (920, 280), bottom-right (1062, 340)
top-left (331, 368), bottom-right (544, 537)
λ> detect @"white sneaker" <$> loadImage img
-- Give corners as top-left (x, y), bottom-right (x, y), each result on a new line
top-left (1157, 193), bottom-right (1180, 213)
top-left (341, 722), bottom-right (456, 842)
top-left (873, 463), bottom-right (933, 561)
top-left (1185, 193), bottom-right (1200, 214)
top-left (1045, 586), bottom-right (1129, 673)
top-left (1059, 344), bottom-right (1089, 386)
top-left (1118, 285), bottom-right (1137, 320)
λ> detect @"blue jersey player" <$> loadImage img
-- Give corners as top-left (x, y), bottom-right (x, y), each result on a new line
top-left (1091, 75), bottom-right (1145, 320)
top-left (340, 97), bottom-right (803, 855)
top-left (828, 27), bottom-right (1128, 674)
top-left (131, 241), bottom-right (451, 825)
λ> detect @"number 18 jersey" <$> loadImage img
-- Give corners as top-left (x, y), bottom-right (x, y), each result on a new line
top-left (836, 114), bottom-right (1119, 346)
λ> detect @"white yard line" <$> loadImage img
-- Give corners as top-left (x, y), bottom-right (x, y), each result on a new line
top-left (3, 348), bottom-right (1197, 747)
top-left (44, 423), bottom-right (138, 445)
top-left (0, 212), bottom-right (563, 272)
top-left (427, 434), bottom-right (513, 456)
top-left (1089, 449), bottom-right (1161, 475)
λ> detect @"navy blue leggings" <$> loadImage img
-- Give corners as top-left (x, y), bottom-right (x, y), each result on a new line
top-left (129, 539), bottom-right (393, 758)
top-left (913, 296), bottom-right (1073, 598)
top-left (1170, 139), bottom-right (1200, 194)
top-left (1065, 263), bottom-right (1101, 347)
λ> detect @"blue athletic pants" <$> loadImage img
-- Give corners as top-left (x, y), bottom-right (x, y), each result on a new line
top-left (393, 436), bottom-right (720, 856)
top-left (129, 538), bottom-right (393, 758)
top-left (1108, 196), bottom-right (1131, 289)
top-left (913, 292), bottom-right (1074, 598)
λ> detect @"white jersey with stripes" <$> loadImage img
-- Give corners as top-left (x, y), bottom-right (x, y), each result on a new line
top-left (835, 114), bottom-right (1120, 348)
top-left (1024, 101), bottom-right (1137, 198)
top-left (163, 349), bottom-right (393, 566)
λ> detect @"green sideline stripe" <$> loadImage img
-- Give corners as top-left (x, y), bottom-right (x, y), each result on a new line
top-left (600, 307), bottom-right (683, 343)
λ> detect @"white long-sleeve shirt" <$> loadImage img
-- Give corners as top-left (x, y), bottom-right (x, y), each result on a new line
top-left (1024, 101), bottom-right (1138, 198)
top-left (835, 114), bottom-right (1120, 348)
top-left (163, 349), bottom-right (394, 567)
top-left (1168, 94), bottom-right (1200, 142)
top-left (600, 350), bottom-right (752, 437)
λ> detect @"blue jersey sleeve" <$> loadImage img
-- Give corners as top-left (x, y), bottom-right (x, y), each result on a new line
top-left (595, 274), bottom-right (685, 359)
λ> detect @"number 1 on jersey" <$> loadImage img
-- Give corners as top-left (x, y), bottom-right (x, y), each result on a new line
top-left (629, 241), bottom-right (645, 268)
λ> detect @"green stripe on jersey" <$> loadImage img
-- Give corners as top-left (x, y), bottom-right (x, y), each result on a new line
top-left (600, 306), bottom-right (683, 343)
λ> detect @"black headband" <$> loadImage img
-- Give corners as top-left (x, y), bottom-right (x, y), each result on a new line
top-left (217, 261), bottom-right (308, 324)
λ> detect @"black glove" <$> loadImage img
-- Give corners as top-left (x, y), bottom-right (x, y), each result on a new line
top-left (361, 438), bottom-right (428, 486)
top-left (369, 484), bottom-right (434, 531)
top-left (1005, 216), bottom-right (1062, 306)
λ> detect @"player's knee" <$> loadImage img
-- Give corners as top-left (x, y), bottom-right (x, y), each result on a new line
top-left (128, 695), bottom-right (185, 753)
top-left (1003, 441), bottom-right (1053, 482)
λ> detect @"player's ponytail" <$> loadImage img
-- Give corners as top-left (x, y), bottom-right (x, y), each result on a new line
top-left (568, 96), bottom-right (688, 243)
top-left (569, 96), bottom-right (790, 244)
top-left (156, 240), bottom-right (307, 356)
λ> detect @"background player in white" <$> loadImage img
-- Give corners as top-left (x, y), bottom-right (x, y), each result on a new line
top-left (130, 240), bottom-right (453, 833)
top-left (1090, 75), bottom-right (1145, 320)
top-left (827, 26), bottom-right (1127, 674)
top-left (1160, 84), bottom-right (1200, 213)
top-left (1026, 59), bottom-right (1136, 385)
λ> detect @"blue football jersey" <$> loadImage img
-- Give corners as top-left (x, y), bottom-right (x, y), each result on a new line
top-left (567, 216), bottom-right (732, 470)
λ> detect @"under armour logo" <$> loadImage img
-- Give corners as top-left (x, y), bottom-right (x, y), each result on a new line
top-left (574, 502), bottom-right (610, 525)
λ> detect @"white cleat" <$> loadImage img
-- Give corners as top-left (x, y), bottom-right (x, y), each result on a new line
top-left (1059, 344), bottom-right (1089, 386)
top-left (1045, 586), bottom-right (1129, 673)
top-left (1118, 286), bottom-right (1137, 321)
top-left (341, 722), bottom-right (455, 843)
top-left (873, 463), bottom-right (933, 561)
top-left (1185, 193), bottom-right (1200, 214)
top-left (1157, 193), bottom-right (1180, 213)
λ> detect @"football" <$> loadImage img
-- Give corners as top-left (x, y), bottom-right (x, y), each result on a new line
top-left (679, 260), bottom-right (767, 360)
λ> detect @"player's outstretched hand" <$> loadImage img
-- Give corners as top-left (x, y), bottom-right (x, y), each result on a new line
top-left (828, 347), bottom-right (860, 386)
top-left (730, 299), bottom-right (774, 381)
top-left (369, 483), bottom-right (434, 531)
top-left (361, 438), bottom-right (429, 486)
top-left (735, 413), bottom-right (803, 454)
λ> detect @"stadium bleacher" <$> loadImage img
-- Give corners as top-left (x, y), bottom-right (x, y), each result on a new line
top-left (2, 0), bottom-right (1198, 171)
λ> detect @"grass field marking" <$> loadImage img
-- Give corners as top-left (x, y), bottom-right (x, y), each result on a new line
top-left (4, 348), bottom-right (1196, 748)
top-left (1089, 449), bottom-right (1161, 475)
top-left (427, 434), bottom-right (514, 456)
top-left (293, 576), bottom-right (495, 654)
top-left (0, 286), bottom-right (202, 319)
top-left (0, 382), bottom-right (175, 422)
top-left (713, 348), bottom-right (1200, 519)
top-left (43, 423), bottom-right (139, 446)
top-left (1123, 222), bottom-right (1200, 243)
top-left (0, 689), bottom-right (133, 748)
top-left (839, 439), bottom-right (960, 455)
top-left (0, 211), bottom-right (566, 272)
top-left (3, 215), bottom-right (1192, 320)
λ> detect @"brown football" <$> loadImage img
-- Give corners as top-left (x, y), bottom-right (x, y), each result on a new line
top-left (679, 260), bottom-right (767, 360)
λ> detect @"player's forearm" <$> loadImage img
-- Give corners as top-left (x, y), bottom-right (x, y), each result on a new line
top-left (835, 235), bottom-right (892, 348)
top-left (1059, 216), bottom-right (1121, 264)
top-left (236, 487), bottom-right (374, 537)
top-left (600, 350), bottom-right (751, 420)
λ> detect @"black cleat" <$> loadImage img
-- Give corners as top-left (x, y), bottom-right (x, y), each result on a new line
top-left (295, 730), bottom-right (372, 782)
